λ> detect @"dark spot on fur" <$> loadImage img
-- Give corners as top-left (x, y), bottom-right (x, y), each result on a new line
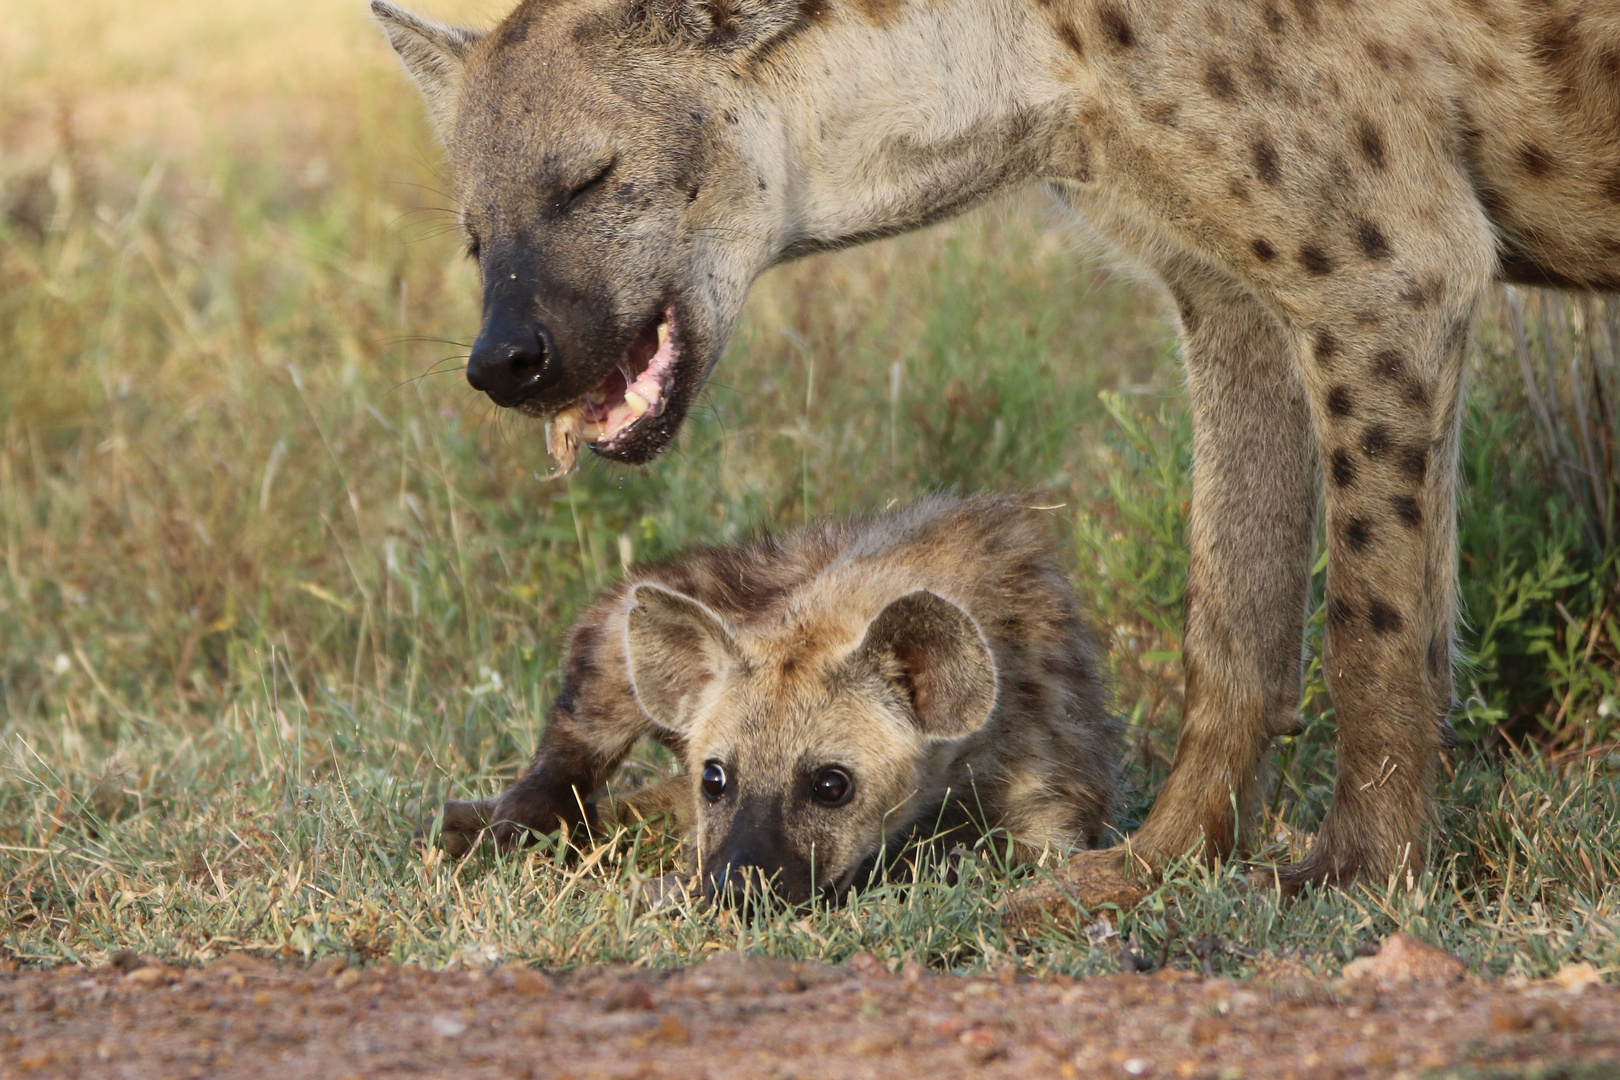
top-left (1367, 599), bottom-right (1404, 635)
top-left (1391, 494), bottom-right (1422, 528)
top-left (1290, 0), bottom-right (1319, 30)
top-left (1252, 137), bottom-right (1282, 185)
top-left (1403, 375), bottom-right (1432, 409)
top-left (1329, 448), bottom-right (1357, 488)
top-left (1326, 595), bottom-right (1356, 628)
top-left (1399, 276), bottom-right (1442, 308)
top-left (1205, 60), bottom-right (1238, 101)
top-left (1299, 244), bottom-right (1334, 275)
top-left (1427, 635), bottom-right (1449, 682)
top-left (496, 7), bottom-right (530, 45)
top-left (1246, 49), bottom-right (1280, 95)
top-left (1326, 385), bottom-right (1354, 417)
top-left (1343, 516), bottom-right (1374, 553)
top-left (1399, 444), bottom-right (1430, 482)
top-left (1263, 2), bottom-right (1287, 33)
top-left (1252, 238), bottom-right (1278, 262)
top-left (1356, 122), bottom-right (1386, 170)
top-left (1314, 328), bottom-right (1340, 367)
top-left (1361, 423), bottom-right (1392, 459)
top-left (1602, 167), bottom-right (1620, 204)
top-left (1519, 143), bottom-right (1556, 178)
top-left (1371, 348), bottom-right (1407, 383)
top-left (1356, 220), bottom-right (1392, 260)
top-left (1533, 13), bottom-right (1578, 68)
top-left (1146, 98), bottom-right (1179, 126)
top-left (1058, 20), bottom-right (1086, 59)
top-left (1365, 39), bottom-right (1394, 71)
top-left (1098, 4), bottom-right (1135, 48)
top-left (1177, 302), bottom-right (1201, 334)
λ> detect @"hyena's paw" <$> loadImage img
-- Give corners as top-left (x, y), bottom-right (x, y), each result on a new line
top-left (484, 789), bottom-right (587, 851)
top-left (1263, 845), bottom-right (1406, 898)
top-left (419, 798), bottom-right (496, 858)
top-left (1000, 847), bottom-right (1145, 937)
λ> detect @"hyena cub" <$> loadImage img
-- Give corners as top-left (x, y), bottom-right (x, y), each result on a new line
top-left (430, 495), bottom-right (1120, 903)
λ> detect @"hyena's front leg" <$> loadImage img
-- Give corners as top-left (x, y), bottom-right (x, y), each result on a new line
top-left (1277, 274), bottom-right (1481, 889)
top-left (1129, 264), bottom-right (1320, 867)
top-left (1004, 266), bottom-right (1314, 928)
top-left (429, 704), bottom-right (641, 856)
top-left (429, 608), bottom-right (663, 855)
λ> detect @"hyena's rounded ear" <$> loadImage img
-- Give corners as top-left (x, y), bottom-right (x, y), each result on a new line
top-left (371, 1), bottom-right (484, 144)
top-left (855, 591), bottom-right (998, 740)
top-left (625, 584), bottom-right (739, 734)
top-left (635, 0), bottom-right (808, 54)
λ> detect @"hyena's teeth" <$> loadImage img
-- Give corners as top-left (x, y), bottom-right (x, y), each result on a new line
top-left (656, 320), bottom-right (669, 352)
top-left (624, 390), bottom-right (650, 419)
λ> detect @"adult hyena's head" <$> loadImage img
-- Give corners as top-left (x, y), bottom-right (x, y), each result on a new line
top-left (623, 584), bottom-right (999, 904)
top-left (373, 0), bottom-right (807, 465)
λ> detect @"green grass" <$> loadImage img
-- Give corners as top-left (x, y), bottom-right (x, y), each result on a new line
top-left (0, 0), bottom-right (1615, 981)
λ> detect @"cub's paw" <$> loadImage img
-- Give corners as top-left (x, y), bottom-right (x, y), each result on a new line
top-left (1000, 848), bottom-right (1145, 937)
top-left (419, 798), bottom-right (495, 858)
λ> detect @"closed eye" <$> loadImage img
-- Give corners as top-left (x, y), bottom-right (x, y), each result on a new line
top-left (560, 157), bottom-right (616, 211)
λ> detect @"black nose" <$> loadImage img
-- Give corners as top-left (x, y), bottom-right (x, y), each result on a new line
top-left (467, 317), bottom-right (558, 407)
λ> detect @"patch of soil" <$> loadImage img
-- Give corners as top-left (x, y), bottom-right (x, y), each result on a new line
top-left (0, 950), bottom-right (1615, 1079)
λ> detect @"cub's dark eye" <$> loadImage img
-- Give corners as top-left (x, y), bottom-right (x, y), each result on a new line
top-left (701, 761), bottom-right (728, 801)
top-left (560, 158), bottom-right (615, 210)
top-left (811, 767), bottom-right (854, 807)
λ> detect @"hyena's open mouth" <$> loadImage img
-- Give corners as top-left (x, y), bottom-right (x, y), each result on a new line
top-left (524, 305), bottom-right (681, 474)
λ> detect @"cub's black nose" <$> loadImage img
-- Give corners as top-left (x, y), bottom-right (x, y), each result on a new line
top-left (466, 317), bottom-right (558, 407)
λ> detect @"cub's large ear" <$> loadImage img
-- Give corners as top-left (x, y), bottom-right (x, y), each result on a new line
top-left (639, 0), bottom-right (808, 54)
top-left (854, 591), bottom-right (997, 739)
top-left (371, 1), bottom-right (484, 143)
top-left (625, 585), bottom-right (739, 734)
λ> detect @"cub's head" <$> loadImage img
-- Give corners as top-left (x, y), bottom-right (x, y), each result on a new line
top-left (372, 0), bottom-right (809, 466)
top-left (624, 584), bottom-right (999, 904)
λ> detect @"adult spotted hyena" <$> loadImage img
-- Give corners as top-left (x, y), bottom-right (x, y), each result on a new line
top-left (429, 496), bottom-right (1120, 903)
top-left (374, 0), bottom-right (1620, 891)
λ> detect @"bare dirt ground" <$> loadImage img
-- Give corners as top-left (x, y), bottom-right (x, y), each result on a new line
top-left (0, 945), bottom-right (1615, 1080)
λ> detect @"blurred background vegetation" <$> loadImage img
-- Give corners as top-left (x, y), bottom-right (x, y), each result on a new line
top-left (0, 0), bottom-right (1614, 975)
